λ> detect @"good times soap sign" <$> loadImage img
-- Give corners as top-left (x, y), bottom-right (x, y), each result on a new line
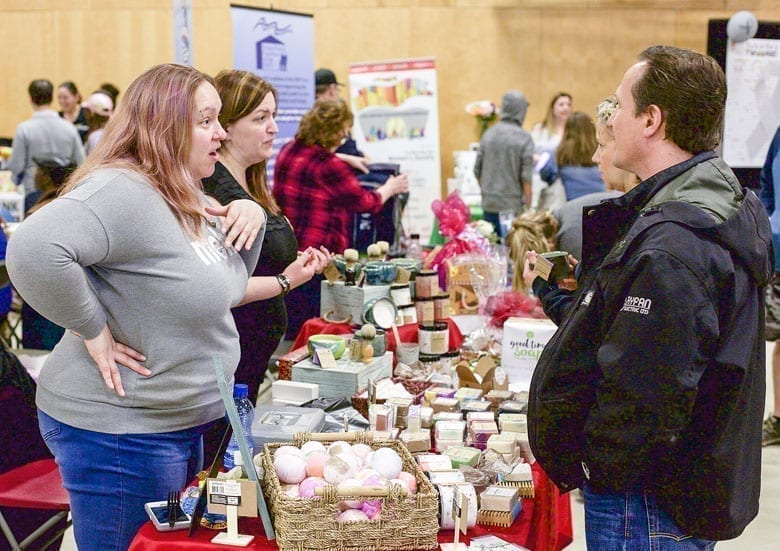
top-left (500, 318), bottom-right (557, 392)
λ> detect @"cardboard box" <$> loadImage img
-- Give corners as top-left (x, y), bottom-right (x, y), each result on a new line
top-left (500, 317), bottom-right (557, 392)
top-left (320, 280), bottom-right (390, 325)
top-left (291, 351), bottom-right (393, 398)
top-left (456, 356), bottom-right (509, 394)
top-left (206, 478), bottom-right (258, 517)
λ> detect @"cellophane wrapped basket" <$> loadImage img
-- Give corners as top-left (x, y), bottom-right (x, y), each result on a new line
top-left (261, 432), bottom-right (440, 550)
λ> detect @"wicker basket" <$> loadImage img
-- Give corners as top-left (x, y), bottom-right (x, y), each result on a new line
top-left (350, 378), bottom-right (434, 420)
top-left (261, 432), bottom-right (440, 550)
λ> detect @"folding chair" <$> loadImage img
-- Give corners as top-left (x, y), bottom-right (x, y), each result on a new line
top-left (0, 458), bottom-right (71, 550)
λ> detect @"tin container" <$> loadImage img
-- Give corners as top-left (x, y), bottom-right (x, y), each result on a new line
top-left (415, 269), bottom-right (440, 299)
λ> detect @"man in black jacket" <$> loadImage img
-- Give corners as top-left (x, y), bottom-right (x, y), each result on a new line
top-left (525, 45), bottom-right (772, 549)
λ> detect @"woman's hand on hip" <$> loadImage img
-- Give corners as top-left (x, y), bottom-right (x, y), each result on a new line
top-left (83, 325), bottom-right (150, 397)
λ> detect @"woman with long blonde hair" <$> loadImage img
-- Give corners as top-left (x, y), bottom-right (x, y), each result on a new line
top-left (7, 63), bottom-right (266, 550)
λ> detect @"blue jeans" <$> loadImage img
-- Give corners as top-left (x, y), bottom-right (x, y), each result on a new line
top-left (39, 409), bottom-right (205, 551)
top-left (583, 483), bottom-right (716, 550)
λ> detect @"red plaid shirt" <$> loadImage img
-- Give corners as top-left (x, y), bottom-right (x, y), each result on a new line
top-left (272, 140), bottom-right (383, 253)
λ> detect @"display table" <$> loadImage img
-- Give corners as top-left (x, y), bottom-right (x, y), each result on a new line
top-left (129, 461), bottom-right (572, 551)
top-left (291, 316), bottom-right (465, 353)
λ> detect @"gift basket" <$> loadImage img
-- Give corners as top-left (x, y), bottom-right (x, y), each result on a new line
top-left (261, 431), bottom-right (439, 550)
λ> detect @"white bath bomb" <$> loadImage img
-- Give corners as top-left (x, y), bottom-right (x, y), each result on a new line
top-left (274, 454), bottom-right (307, 484)
top-left (369, 447), bottom-right (403, 480)
top-left (355, 468), bottom-right (383, 482)
top-left (300, 440), bottom-right (327, 457)
top-left (323, 456), bottom-right (353, 484)
top-left (328, 440), bottom-right (353, 456)
top-left (351, 443), bottom-right (373, 461)
top-left (336, 452), bottom-right (361, 474)
top-left (274, 445), bottom-right (305, 461)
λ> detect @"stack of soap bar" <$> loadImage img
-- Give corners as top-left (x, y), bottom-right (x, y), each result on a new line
top-left (485, 389), bottom-right (515, 410)
top-left (432, 411), bottom-right (463, 425)
top-left (466, 411), bottom-right (495, 424)
top-left (468, 420), bottom-right (498, 450)
top-left (435, 420), bottom-right (466, 452)
top-left (445, 445), bottom-right (481, 468)
top-left (368, 403), bottom-right (395, 431)
top-left (425, 385), bottom-right (457, 404)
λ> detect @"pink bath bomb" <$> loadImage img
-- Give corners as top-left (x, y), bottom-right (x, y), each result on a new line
top-left (298, 476), bottom-right (328, 499)
top-left (361, 499), bottom-right (382, 520)
top-left (337, 509), bottom-right (369, 523)
top-left (274, 454), bottom-right (307, 484)
top-left (305, 450), bottom-right (329, 478)
top-left (397, 471), bottom-right (417, 494)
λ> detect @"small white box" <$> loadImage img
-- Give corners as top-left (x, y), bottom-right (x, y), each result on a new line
top-left (271, 380), bottom-right (319, 405)
top-left (500, 317), bottom-right (557, 392)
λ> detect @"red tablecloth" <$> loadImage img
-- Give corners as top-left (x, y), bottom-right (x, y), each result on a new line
top-left (129, 461), bottom-right (572, 551)
top-left (291, 317), bottom-right (465, 353)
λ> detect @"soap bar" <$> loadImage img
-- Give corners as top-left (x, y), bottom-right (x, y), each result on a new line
top-left (479, 485), bottom-right (519, 512)
top-left (432, 411), bottom-right (464, 425)
top-left (469, 420), bottom-right (498, 443)
top-left (487, 433), bottom-right (517, 455)
top-left (454, 387), bottom-right (483, 404)
top-left (431, 397), bottom-right (460, 413)
top-left (435, 438), bottom-right (464, 453)
top-left (416, 453), bottom-right (453, 472)
top-left (435, 420), bottom-right (466, 441)
top-left (498, 413), bottom-right (527, 433)
top-left (369, 403), bottom-right (395, 431)
top-left (427, 469), bottom-right (466, 484)
top-left (445, 445), bottom-right (481, 468)
top-left (460, 400), bottom-right (493, 414)
top-left (504, 462), bottom-right (533, 482)
top-left (399, 429), bottom-right (432, 453)
top-left (466, 411), bottom-right (496, 424)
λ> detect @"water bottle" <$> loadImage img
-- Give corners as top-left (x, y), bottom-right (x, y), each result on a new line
top-left (406, 233), bottom-right (423, 261)
top-left (223, 383), bottom-right (254, 470)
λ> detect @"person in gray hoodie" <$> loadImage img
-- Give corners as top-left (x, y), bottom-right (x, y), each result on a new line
top-left (473, 90), bottom-right (534, 240)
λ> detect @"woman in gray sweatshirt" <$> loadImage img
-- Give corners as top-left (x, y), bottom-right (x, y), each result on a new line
top-left (7, 64), bottom-right (265, 551)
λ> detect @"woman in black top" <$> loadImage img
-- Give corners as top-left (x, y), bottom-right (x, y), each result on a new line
top-left (57, 81), bottom-right (89, 143)
top-left (202, 70), bottom-right (330, 404)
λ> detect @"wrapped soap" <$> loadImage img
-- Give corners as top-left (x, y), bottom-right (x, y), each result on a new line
top-left (399, 429), bottom-right (432, 454)
top-left (454, 387), bottom-right (483, 404)
top-left (485, 389), bottom-right (515, 409)
top-left (368, 403), bottom-right (395, 432)
top-left (466, 411), bottom-right (496, 424)
top-left (479, 485), bottom-right (519, 512)
top-left (461, 400), bottom-right (493, 415)
top-left (445, 445), bottom-right (481, 468)
top-left (497, 400), bottom-right (526, 415)
top-left (424, 385), bottom-right (457, 404)
top-left (431, 396), bottom-right (459, 413)
top-left (407, 404), bottom-right (422, 433)
top-left (487, 433), bottom-right (517, 455)
top-left (416, 453), bottom-right (453, 472)
top-left (432, 411), bottom-right (464, 425)
top-left (427, 470), bottom-right (466, 484)
top-left (498, 413), bottom-right (527, 433)
top-left (420, 406), bottom-right (434, 429)
top-left (504, 462), bottom-right (533, 483)
top-left (435, 420), bottom-right (466, 442)
top-left (468, 420), bottom-right (499, 445)
top-left (387, 396), bottom-right (413, 429)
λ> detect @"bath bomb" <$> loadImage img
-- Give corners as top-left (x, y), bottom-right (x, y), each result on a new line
top-left (280, 483), bottom-right (300, 498)
top-left (355, 468), bottom-right (383, 482)
top-left (397, 471), bottom-right (417, 494)
top-left (370, 447), bottom-right (403, 480)
top-left (298, 476), bottom-right (328, 499)
top-left (275, 454), bottom-right (307, 484)
top-left (337, 509), bottom-right (369, 523)
top-left (300, 440), bottom-right (327, 457)
top-left (323, 456), bottom-right (353, 484)
top-left (328, 441), bottom-right (353, 456)
top-left (338, 478), bottom-right (363, 509)
top-left (305, 450), bottom-right (330, 478)
top-left (351, 443), bottom-right (373, 461)
top-left (274, 445), bottom-right (305, 461)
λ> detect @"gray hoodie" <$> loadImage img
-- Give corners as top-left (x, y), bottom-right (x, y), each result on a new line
top-left (474, 90), bottom-right (534, 212)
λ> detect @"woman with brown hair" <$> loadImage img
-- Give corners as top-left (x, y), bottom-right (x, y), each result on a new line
top-left (540, 111), bottom-right (605, 201)
top-left (202, 69), bottom-right (329, 405)
top-left (7, 63), bottom-right (265, 550)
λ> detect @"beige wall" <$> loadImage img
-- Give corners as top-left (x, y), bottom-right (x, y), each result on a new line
top-left (2, 0), bottom-right (779, 189)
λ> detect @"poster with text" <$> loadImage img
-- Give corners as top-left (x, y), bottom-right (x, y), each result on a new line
top-left (231, 5), bottom-right (314, 183)
top-left (723, 38), bottom-right (780, 167)
top-left (173, 0), bottom-right (194, 66)
top-left (349, 58), bottom-right (441, 244)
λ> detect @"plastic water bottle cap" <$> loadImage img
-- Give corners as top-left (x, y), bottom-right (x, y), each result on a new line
top-left (233, 383), bottom-right (249, 398)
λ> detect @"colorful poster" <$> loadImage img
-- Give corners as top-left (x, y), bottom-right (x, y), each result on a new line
top-left (172, 0), bottom-right (194, 66)
top-left (723, 38), bottom-right (780, 167)
top-left (230, 5), bottom-right (314, 182)
top-left (349, 58), bottom-right (441, 244)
